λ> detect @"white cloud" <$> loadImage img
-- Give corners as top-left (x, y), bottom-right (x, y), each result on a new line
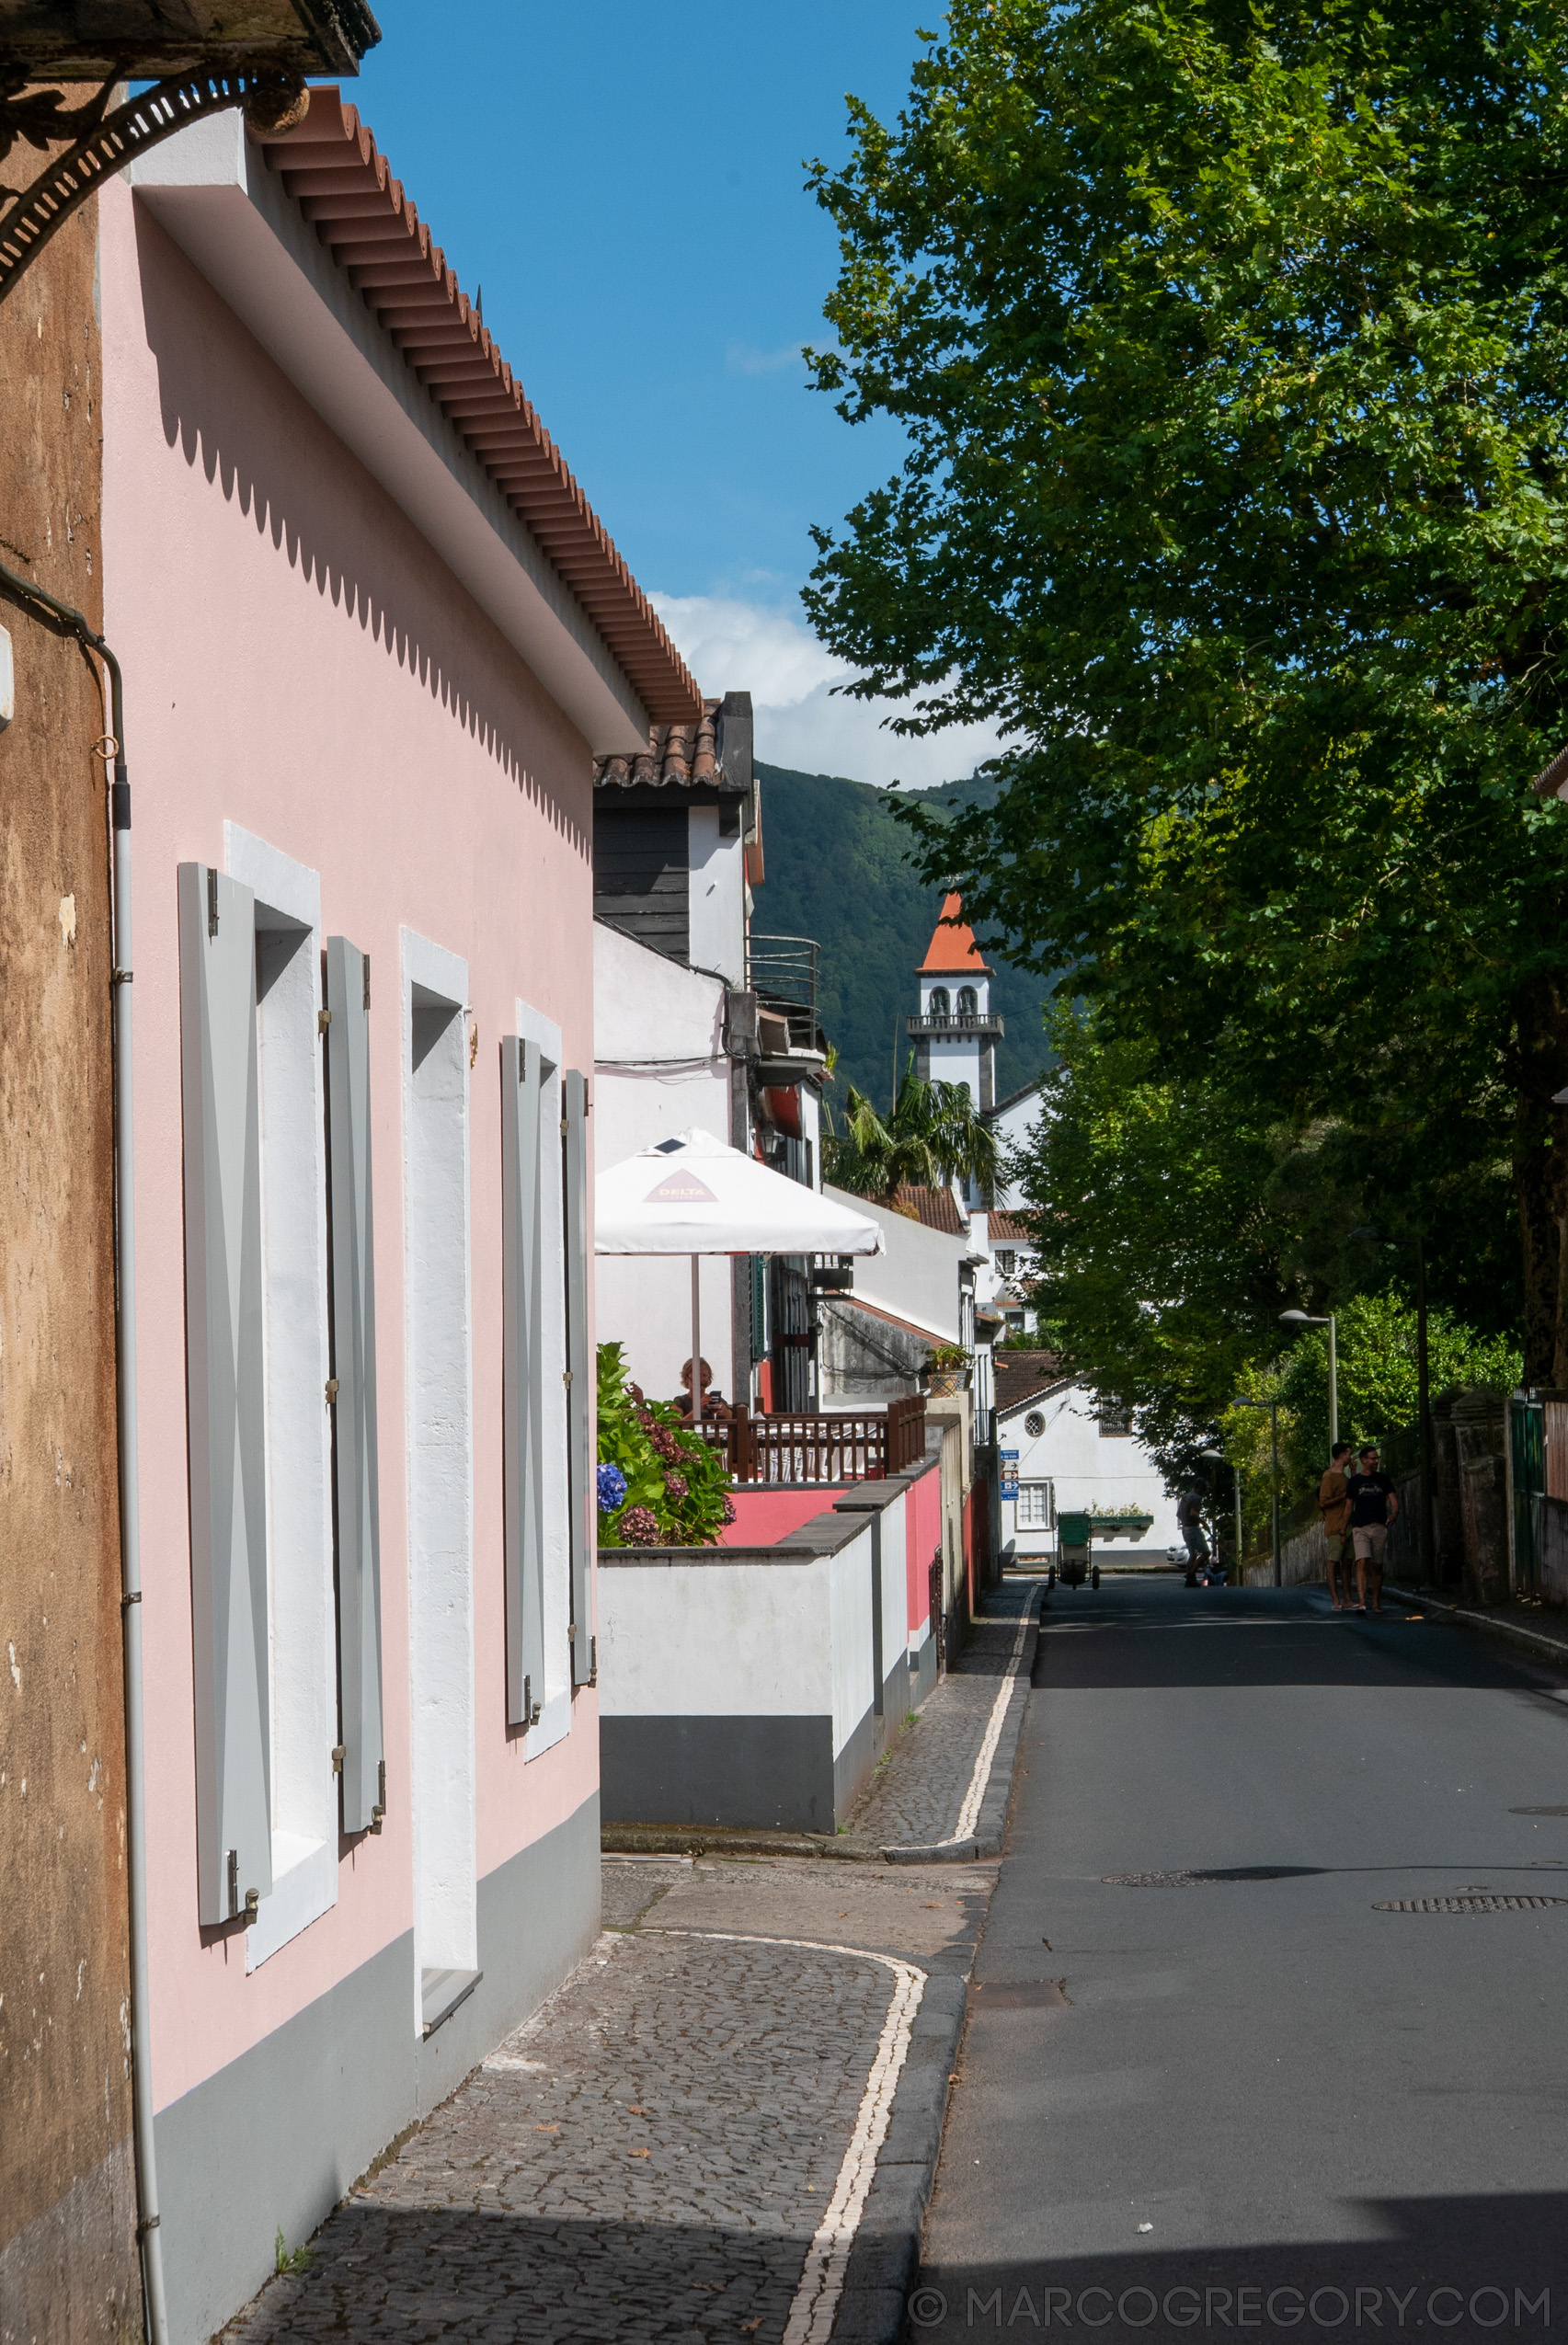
top-left (650, 590), bottom-right (1006, 791)
top-left (725, 342), bottom-right (807, 376)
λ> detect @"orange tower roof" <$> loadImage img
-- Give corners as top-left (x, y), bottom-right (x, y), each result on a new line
top-left (919, 893), bottom-right (990, 974)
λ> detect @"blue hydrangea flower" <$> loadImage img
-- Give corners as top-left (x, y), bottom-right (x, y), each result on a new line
top-left (597, 1461), bottom-right (628, 1515)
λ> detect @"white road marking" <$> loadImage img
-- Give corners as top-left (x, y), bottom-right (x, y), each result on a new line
top-left (654, 1929), bottom-right (926, 2345)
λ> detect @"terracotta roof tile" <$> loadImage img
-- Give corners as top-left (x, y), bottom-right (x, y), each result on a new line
top-left (993, 1350), bottom-right (1065, 1416)
top-left (989, 1211), bottom-right (1033, 1241)
top-left (256, 92), bottom-right (700, 726)
top-left (593, 700), bottom-right (731, 791)
top-left (891, 1184), bottom-right (967, 1236)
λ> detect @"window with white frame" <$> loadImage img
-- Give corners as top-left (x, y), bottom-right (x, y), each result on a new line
top-left (499, 1010), bottom-right (594, 1745)
top-left (178, 834), bottom-right (382, 1962)
top-left (1017, 1481), bottom-right (1053, 1527)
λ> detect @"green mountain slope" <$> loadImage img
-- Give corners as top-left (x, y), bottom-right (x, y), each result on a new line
top-left (751, 761), bottom-right (1052, 1114)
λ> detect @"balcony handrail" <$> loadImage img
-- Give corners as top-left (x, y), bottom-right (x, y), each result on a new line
top-left (690, 1395), bottom-right (927, 1485)
top-left (906, 1010), bottom-right (1005, 1033)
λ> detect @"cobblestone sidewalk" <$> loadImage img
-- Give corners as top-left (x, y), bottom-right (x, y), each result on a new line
top-left (847, 1576), bottom-right (1040, 1855)
top-left (223, 1857), bottom-right (994, 2345)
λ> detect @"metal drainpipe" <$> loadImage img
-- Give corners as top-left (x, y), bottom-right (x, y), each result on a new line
top-left (0, 561), bottom-right (169, 2345)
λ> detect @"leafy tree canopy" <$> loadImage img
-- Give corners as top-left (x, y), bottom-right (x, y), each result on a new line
top-left (1013, 1003), bottom-right (1519, 1481)
top-left (807, 0), bottom-right (1568, 1374)
top-left (1219, 1292), bottom-right (1522, 1534)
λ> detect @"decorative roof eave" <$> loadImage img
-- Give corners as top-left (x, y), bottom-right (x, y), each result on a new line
top-left (254, 91), bottom-right (700, 726)
top-left (1533, 743), bottom-right (1568, 800)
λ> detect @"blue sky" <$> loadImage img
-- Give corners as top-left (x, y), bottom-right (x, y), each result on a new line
top-left (349, 2), bottom-right (1000, 784)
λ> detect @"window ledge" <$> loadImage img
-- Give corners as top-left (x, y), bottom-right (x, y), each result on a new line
top-left (245, 1833), bottom-right (337, 1974)
top-left (421, 1967), bottom-right (482, 2039)
top-left (523, 1687), bottom-right (572, 1762)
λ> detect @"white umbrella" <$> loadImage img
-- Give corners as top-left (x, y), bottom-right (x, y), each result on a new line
top-left (594, 1128), bottom-right (884, 1419)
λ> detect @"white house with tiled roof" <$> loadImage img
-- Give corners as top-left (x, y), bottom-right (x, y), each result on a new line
top-left (994, 1356), bottom-right (1182, 1567)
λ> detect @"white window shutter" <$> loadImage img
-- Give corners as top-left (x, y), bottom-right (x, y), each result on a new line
top-left (325, 936), bottom-right (383, 1834)
top-left (501, 1036), bottom-right (546, 1727)
top-left (177, 862), bottom-right (272, 1925)
top-left (563, 1070), bottom-right (593, 1685)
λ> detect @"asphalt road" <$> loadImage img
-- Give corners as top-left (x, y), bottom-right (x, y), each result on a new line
top-left (910, 1579), bottom-right (1568, 2345)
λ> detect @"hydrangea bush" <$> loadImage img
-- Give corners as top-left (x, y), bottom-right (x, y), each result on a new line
top-left (595, 1341), bottom-right (736, 1549)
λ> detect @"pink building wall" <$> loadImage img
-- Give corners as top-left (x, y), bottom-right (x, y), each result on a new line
top-left (721, 1486), bottom-right (844, 1546)
top-left (906, 1461), bottom-right (942, 1638)
top-left (101, 185), bottom-right (600, 2118)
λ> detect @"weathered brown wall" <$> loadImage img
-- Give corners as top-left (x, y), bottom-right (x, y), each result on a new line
top-left (0, 176), bottom-right (142, 2339)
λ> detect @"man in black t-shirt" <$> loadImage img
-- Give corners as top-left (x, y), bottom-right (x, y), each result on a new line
top-left (1345, 1445), bottom-right (1399, 1616)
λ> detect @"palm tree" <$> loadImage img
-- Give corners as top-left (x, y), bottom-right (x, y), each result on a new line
top-left (825, 1060), bottom-right (999, 1205)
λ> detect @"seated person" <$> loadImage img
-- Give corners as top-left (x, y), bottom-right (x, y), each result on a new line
top-left (674, 1356), bottom-right (731, 1420)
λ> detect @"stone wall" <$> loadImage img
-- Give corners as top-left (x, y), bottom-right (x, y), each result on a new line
top-left (0, 177), bottom-right (143, 2337)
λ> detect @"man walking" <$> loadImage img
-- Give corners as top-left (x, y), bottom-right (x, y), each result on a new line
top-left (1318, 1441), bottom-right (1354, 1610)
top-left (1176, 1486), bottom-right (1210, 1587)
top-left (1345, 1444), bottom-right (1399, 1616)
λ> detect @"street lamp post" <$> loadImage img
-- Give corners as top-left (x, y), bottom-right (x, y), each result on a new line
top-left (1234, 1398), bottom-right (1283, 1586)
top-left (1280, 1309), bottom-right (1336, 1448)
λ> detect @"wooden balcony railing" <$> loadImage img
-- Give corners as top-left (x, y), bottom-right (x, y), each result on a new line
top-left (692, 1396), bottom-right (928, 1485)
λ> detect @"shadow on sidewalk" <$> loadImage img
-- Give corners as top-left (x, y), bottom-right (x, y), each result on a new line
top-left (227, 2202), bottom-right (815, 2341)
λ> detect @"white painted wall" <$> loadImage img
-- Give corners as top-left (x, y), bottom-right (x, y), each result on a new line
top-left (998, 1378), bottom-right (1180, 1560)
top-left (984, 1081), bottom-right (1047, 1210)
top-left (878, 1500), bottom-right (908, 1676)
top-left (826, 1184), bottom-right (967, 1344)
top-left (402, 930), bottom-right (476, 2005)
top-left (687, 804), bottom-right (747, 988)
top-left (829, 1525), bottom-right (876, 1759)
top-left (593, 920), bottom-right (736, 1405)
top-left (598, 1559), bottom-right (833, 1718)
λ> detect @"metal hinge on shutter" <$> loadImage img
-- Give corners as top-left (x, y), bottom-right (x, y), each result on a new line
top-left (207, 867), bottom-right (219, 938)
top-left (318, 1008), bottom-right (331, 1033)
top-left (371, 1757), bottom-right (386, 1834)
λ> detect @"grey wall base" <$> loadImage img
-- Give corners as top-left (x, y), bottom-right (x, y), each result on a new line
top-left (602, 1714), bottom-right (839, 1834)
top-left (603, 1662), bottom-right (918, 1836)
top-left (910, 1630), bottom-right (938, 1708)
top-left (155, 1790), bottom-right (600, 2345)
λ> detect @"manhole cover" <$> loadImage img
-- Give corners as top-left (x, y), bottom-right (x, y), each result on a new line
top-left (970, 1979), bottom-right (1070, 2008)
top-left (1373, 1894), bottom-right (1568, 1914)
top-left (1102, 1867), bottom-right (1322, 1886)
top-left (1511, 1806), bottom-right (1568, 1816)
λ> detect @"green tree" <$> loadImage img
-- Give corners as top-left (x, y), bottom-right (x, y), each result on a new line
top-left (1221, 1294), bottom-right (1522, 1535)
top-left (1013, 1008), bottom-right (1295, 1474)
top-left (826, 1060), bottom-right (1001, 1200)
top-left (1009, 1003), bottom-right (1519, 1479)
top-left (806, 0), bottom-right (1568, 1373)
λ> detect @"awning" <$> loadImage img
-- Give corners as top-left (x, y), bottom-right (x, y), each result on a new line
top-left (595, 1128), bottom-right (884, 1258)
